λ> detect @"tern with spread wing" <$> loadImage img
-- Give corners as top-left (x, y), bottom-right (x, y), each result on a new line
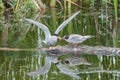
top-left (25, 11), bottom-right (80, 45)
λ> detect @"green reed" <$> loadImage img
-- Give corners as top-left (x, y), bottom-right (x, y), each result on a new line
top-left (113, 0), bottom-right (118, 22)
top-left (0, 0), bottom-right (119, 48)
top-left (50, 0), bottom-right (56, 7)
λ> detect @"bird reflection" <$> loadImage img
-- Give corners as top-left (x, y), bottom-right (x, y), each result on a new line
top-left (25, 11), bottom-right (80, 46)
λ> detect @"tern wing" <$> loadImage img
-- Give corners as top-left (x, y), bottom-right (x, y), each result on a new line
top-left (25, 19), bottom-right (51, 38)
top-left (54, 11), bottom-right (80, 34)
top-left (69, 34), bottom-right (82, 42)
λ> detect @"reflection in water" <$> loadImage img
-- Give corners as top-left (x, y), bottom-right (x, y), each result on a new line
top-left (27, 56), bottom-right (52, 76)
top-left (0, 51), bottom-right (120, 80)
top-left (56, 63), bottom-right (80, 79)
top-left (26, 55), bottom-right (59, 76)
top-left (64, 57), bottom-right (91, 66)
top-left (26, 51), bottom-right (91, 79)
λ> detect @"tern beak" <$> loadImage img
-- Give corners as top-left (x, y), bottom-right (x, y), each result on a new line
top-left (57, 36), bottom-right (63, 40)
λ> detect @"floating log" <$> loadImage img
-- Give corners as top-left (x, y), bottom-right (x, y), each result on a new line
top-left (0, 47), bottom-right (36, 51)
top-left (43, 45), bottom-right (120, 56)
top-left (0, 45), bottom-right (120, 56)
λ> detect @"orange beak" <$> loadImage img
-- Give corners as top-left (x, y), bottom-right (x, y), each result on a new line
top-left (57, 36), bottom-right (63, 40)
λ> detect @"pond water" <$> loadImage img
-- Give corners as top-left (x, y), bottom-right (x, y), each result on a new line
top-left (0, 5), bottom-right (120, 80)
top-left (1, 50), bottom-right (120, 80)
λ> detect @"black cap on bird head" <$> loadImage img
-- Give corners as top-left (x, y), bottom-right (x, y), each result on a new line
top-left (53, 33), bottom-right (58, 36)
top-left (53, 33), bottom-right (62, 40)
top-left (64, 35), bottom-right (69, 39)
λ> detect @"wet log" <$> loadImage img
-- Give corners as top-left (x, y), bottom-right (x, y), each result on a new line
top-left (43, 45), bottom-right (120, 56)
top-left (0, 45), bottom-right (120, 56)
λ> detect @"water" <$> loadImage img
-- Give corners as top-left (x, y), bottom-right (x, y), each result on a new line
top-left (0, 51), bottom-right (120, 80)
top-left (0, 4), bottom-right (120, 80)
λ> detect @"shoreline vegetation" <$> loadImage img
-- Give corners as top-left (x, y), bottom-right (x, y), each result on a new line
top-left (0, 0), bottom-right (119, 48)
top-left (1, 0), bottom-right (119, 24)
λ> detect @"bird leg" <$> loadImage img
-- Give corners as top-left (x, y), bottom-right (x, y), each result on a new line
top-left (73, 43), bottom-right (79, 48)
